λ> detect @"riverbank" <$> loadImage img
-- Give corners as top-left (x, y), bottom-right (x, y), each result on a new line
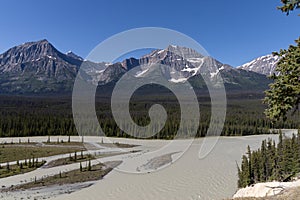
top-left (0, 161), bottom-right (122, 200)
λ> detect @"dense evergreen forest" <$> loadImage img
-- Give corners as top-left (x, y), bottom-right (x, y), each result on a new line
top-left (0, 91), bottom-right (299, 138)
top-left (237, 130), bottom-right (300, 188)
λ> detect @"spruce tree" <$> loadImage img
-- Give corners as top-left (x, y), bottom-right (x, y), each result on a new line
top-left (246, 146), bottom-right (254, 184)
top-left (80, 162), bottom-right (83, 172)
top-left (238, 132), bottom-right (300, 187)
top-left (278, 0), bottom-right (300, 15)
top-left (264, 38), bottom-right (300, 121)
top-left (240, 155), bottom-right (250, 187)
top-left (88, 159), bottom-right (92, 171)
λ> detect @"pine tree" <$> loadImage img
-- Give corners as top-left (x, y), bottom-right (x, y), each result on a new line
top-left (297, 130), bottom-right (300, 172)
top-left (32, 156), bottom-right (35, 167)
top-left (238, 132), bottom-right (300, 187)
top-left (240, 155), bottom-right (250, 187)
top-left (264, 38), bottom-right (300, 121)
top-left (88, 159), bottom-right (92, 171)
top-left (80, 162), bottom-right (83, 172)
top-left (251, 151), bottom-right (261, 182)
top-left (258, 140), bottom-right (266, 182)
top-left (246, 145), bottom-right (254, 184)
top-left (278, 0), bottom-right (300, 15)
top-left (277, 130), bottom-right (284, 180)
top-left (237, 161), bottom-right (243, 188)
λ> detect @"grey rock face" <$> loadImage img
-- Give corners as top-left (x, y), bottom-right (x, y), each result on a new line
top-left (0, 40), bottom-right (82, 93)
top-left (66, 51), bottom-right (83, 61)
top-left (0, 40), bottom-right (272, 94)
top-left (238, 54), bottom-right (280, 76)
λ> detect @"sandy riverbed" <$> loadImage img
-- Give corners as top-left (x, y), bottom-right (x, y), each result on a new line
top-left (0, 130), bottom-right (297, 200)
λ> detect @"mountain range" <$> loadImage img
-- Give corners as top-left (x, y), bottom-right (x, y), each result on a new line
top-left (238, 54), bottom-right (280, 76)
top-left (0, 39), bottom-right (278, 95)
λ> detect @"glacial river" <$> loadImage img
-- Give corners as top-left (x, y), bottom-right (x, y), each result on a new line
top-left (53, 130), bottom-right (296, 200)
top-left (0, 130), bottom-right (296, 200)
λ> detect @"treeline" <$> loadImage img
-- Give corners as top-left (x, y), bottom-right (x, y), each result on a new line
top-left (0, 115), bottom-right (76, 137)
top-left (0, 95), bottom-right (299, 138)
top-left (237, 130), bottom-right (300, 188)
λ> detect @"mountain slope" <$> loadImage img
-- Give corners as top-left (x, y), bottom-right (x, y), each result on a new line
top-left (0, 40), bottom-right (109, 94)
top-left (0, 40), bottom-right (80, 93)
top-left (238, 54), bottom-right (280, 76)
top-left (66, 51), bottom-right (83, 61)
top-left (129, 45), bottom-right (271, 91)
top-left (0, 40), bottom-right (272, 94)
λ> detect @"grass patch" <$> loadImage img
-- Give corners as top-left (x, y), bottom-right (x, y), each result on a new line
top-left (45, 151), bottom-right (138, 168)
top-left (42, 142), bottom-right (85, 146)
top-left (0, 161), bottom-right (46, 178)
top-left (99, 142), bottom-right (138, 148)
top-left (0, 143), bottom-right (85, 163)
top-left (45, 153), bottom-right (94, 168)
top-left (5, 161), bottom-right (122, 191)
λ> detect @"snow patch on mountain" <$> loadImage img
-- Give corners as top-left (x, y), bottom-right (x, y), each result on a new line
top-left (169, 77), bottom-right (188, 83)
top-left (238, 54), bottom-right (280, 76)
top-left (135, 69), bottom-right (149, 77)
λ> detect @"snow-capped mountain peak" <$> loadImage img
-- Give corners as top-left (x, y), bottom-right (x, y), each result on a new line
top-left (238, 54), bottom-right (280, 76)
top-left (0, 40), bottom-right (273, 94)
top-left (66, 51), bottom-right (83, 61)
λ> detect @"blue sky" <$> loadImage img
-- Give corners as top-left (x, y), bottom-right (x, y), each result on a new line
top-left (0, 0), bottom-right (299, 66)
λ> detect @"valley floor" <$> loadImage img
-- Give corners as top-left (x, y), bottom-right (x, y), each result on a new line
top-left (0, 130), bottom-right (298, 200)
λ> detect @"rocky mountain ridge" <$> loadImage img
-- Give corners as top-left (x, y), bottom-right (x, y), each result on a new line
top-left (0, 40), bottom-right (273, 94)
